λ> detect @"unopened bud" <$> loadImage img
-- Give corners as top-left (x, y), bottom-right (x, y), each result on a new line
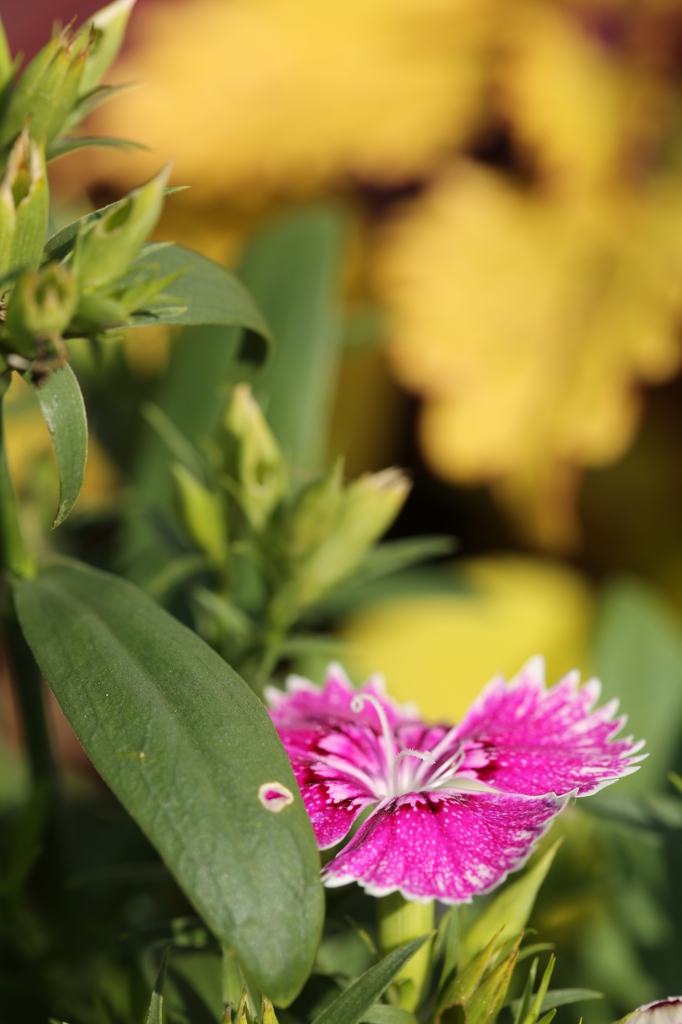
top-left (73, 0), bottom-right (137, 97)
top-left (72, 292), bottom-right (128, 331)
top-left (74, 163), bottom-right (171, 294)
top-left (172, 463), bottom-right (228, 568)
top-left (280, 460), bottom-right (343, 561)
top-left (270, 467), bottom-right (410, 623)
top-left (0, 129), bottom-right (48, 275)
top-left (0, 33), bottom-right (62, 146)
top-left (261, 998), bottom-right (279, 1024)
top-left (27, 36), bottom-right (87, 145)
top-left (299, 467), bottom-right (409, 598)
top-left (0, 17), bottom-right (14, 94)
top-left (465, 938), bottom-right (521, 1024)
top-left (225, 384), bottom-right (287, 530)
top-left (4, 263), bottom-right (76, 356)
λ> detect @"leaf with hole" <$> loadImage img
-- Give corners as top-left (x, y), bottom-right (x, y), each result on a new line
top-left (13, 558), bottom-right (323, 1003)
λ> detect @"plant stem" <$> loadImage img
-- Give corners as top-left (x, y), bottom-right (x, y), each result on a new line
top-left (377, 892), bottom-right (434, 1011)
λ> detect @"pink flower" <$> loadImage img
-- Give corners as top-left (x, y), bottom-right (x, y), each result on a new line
top-left (265, 657), bottom-right (645, 904)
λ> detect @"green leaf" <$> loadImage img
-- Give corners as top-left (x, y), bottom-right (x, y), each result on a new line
top-left (584, 790), bottom-right (682, 843)
top-left (594, 579), bottom-right (682, 790)
top-left (141, 401), bottom-right (206, 480)
top-left (508, 990), bottom-right (603, 1016)
top-left (361, 1006), bottom-right (418, 1024)
top-left (460, 842), bottom-right (561, 966)
top-left (147, 948), bottom-right (170, 1024)
top-left (26, 364), bottom-right (88, 528)
top-left (147, 554), bottom-right (210, 601)
top-left (244, 206), bottom-right (346, 470)
top-left (311, 937), bottom-right (429, 1024)
top-left (519, 955), bottom-right (554, 1024)
top-left (193, 587), bottom-right (254, 639)
top-left (12, 559), bottom-right (324, 1004)
top-left (127, 245), bottom-right (272, 368)
top-left (47, 134), bottom-right (148, 161)
top-left (351, 537), bottom-right (457, 585)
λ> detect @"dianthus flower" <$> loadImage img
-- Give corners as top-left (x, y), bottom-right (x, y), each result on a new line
top-left (624, 998), bottom-right (682, 1024)
top-left (266, 658), bottom-right (644, 903)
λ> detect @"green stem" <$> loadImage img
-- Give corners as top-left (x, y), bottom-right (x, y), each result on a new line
top-left (377, 893), bottom-right (434, 1011)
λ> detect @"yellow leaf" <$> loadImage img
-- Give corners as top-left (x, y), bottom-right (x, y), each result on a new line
top-left (377, 163), bottom-right (682, 546)
top-left (57, 0), bottom-right (494, 199)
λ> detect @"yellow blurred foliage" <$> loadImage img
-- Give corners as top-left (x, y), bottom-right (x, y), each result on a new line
top-left (62, 0), bottom-right (493, 200)
top-left (341, 555), bottom-right (594, 722)
top-left (56, 0), bottom-right (682, 546)
top-left (378, 163), bottom-right (682, 546)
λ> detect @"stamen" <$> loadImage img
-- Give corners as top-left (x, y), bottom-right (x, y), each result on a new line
top-left (392, 749), bottom-right (436, 796)
top-left (351, 692), bottom-right (396, 779)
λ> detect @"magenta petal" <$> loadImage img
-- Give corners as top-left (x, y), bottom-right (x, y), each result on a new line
top-left (295, 765), bottom-right (375, 849)
top-left (322, 789), bottom-right (566, 903)
top-left (454, 657), bottom-right (644, 797)
top-left (266, 662), bottom-right (413, 732)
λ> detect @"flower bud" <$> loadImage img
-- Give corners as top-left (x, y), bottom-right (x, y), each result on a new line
top-left (4, 263), bottom-right (77, 356)
top-left (0, 34), bottom-right (62, 146)
top-left (172, 463), bottom-right (228, 568)
top-left (0, 17), bottom-right (14, 95)
top-left (0, 129), bottom-right (48, 276)
top-left (28, 37), bottom-right (87, 145)
top-left (270, 467), bottom-right (410, 624)
top-left (224, 384), bottom-right (287, 531)
top-left (295, 467), bottom-right (410, 602)
top-left (464, 938), bottom-right (520, 1024)
top-left (73, 164), bottom-right (171, 294)
top-left (279, 460), bottom-right (343, 562)
top-left (73, 0), bottom-right (137, 97)
top-left (71, 292), bottom-right (128, 331)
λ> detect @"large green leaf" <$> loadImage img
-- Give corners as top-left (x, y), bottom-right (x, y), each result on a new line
top-left (12, 558), bottom-right (323, 1004)
top-left (26, 364), bottom-right (88, 528)
top-left (594, 580), bottom-right (682, 790)
top-left (311, 937), bottom-right (429, 1024)
top-left (244, 207), bottom-right (346, 470)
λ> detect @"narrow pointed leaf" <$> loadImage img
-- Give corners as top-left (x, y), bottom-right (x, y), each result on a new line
top-left (147, 948), bottom-right (170, 1024)
top-left (26, 364), bottom-right (87, 528)
top-left (312, 937), bottom-right (429, 1024)
top-left (47, 134), bottom-right (148, 161)
top-left (12, 558), bottom-right (324, 1004)
top-left (507, 990), bottom-right (603, 1016)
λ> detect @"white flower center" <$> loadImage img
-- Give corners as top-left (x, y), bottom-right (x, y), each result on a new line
top-left (350, 693), bottom-right (501, 799)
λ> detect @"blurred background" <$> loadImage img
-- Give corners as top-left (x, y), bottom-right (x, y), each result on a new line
top-left (5, 1), bottom-right (682, 1020)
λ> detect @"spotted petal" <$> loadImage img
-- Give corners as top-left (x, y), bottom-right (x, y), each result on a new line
top-left (266, 662), bottom-right (413, 731)
top-left (322, 789), bottom-right (566, 903)
top-left (452, 656), bottom-right (645, 797)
